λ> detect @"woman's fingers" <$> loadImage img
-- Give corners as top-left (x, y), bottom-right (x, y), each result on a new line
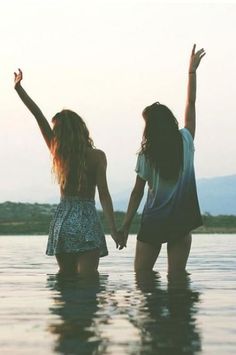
top-left (192, 45), bottom-right (206, 58)
top-left (196, 48), bottom-right (205, 56)
top-left (199, 53), bottom-right (206, 61)
top-left (14, 68), bottom-right (23, 82)
top-left (197, 50), bottom-right (206, 65)
top-left (191, 46), bottom-right (206, 68)
top-left (18, 68), bottom-right (23, 78)
top-left (191, 44), bottom-right (196, 56)
top-left (116, 230), bottom-right (128, 250)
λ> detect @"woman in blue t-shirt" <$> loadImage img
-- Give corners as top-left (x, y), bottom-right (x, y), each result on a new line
top-left (120, 45), bottom-right (205, 276)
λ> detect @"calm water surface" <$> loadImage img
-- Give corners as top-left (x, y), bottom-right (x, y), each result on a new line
top-left (0, 234), bottom-right (236, 354)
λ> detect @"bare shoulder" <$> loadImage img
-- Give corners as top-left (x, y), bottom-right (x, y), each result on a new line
top-left (87, 149), bottom-right (107, 171)
top-left (92, 149), bottom-right (107, 163)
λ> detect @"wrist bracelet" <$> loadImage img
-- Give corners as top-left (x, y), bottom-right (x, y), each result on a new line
top-left (189, 71), bottom-right (196, 74)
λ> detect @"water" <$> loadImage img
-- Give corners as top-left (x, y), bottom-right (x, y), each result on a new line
top-left (0, 235), bottom-right (236, 354)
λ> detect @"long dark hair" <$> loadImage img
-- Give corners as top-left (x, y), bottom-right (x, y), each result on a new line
top-left (51, 109), bottom-right (94, 193)
top-left (140, 102), bottom-right (183, 180)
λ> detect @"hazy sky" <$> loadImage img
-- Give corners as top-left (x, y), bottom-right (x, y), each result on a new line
top-left (0, 0), bottom-right (236, 203)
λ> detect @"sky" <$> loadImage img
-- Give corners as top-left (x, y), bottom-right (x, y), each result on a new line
top-left (0, 0), bottom-right (236, 203)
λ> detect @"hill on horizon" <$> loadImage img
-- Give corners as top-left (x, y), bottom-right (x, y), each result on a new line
top-left (197, 174), bottom-right (236, 215)
top-left (111, 174), bottom-right (236, 215)
top-left (1, 175), bottom-right (235, 216)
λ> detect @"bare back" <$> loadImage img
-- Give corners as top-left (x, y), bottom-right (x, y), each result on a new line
top-left (60, 148), bottom-right (102, 199)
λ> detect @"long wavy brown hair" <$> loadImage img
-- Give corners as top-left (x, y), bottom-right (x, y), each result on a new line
top-left (50, 110), bottom-right (94, 193)
top-left (140, 102), bottom-right (183, 180)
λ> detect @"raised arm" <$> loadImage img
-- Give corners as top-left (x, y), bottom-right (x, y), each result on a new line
top-left (14, 69), bottom-right (53, 149)
top-left (96, 150), bottom-right (119, 248)
top-left (184, 44), bottom-right (206, 139)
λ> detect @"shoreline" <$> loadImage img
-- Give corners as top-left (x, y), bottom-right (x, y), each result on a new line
top-left (1, 202), bottom-right (236, 235)
top-left (1, 228), bottom-right (236, 236)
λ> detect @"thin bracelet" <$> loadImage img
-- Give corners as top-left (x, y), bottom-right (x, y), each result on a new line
top-left (189, 71), bottom-right (196, 74)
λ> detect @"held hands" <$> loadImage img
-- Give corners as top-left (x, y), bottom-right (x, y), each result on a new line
top-left (111, 230), bottom-right (126, 250)
top-left (111, 228), bottom-right (129, 250)
top-left (117, 227), bottom-right (129, 250)
top-left (111, 231), bottom-right (121, 249)
top-left (189, 44), bottom-right (206, 73)
top-left (14, 68), bottom-right (23, 88)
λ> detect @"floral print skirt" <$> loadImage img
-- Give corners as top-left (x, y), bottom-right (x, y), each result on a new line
top-left (46, 196), bottom-right (108, 257)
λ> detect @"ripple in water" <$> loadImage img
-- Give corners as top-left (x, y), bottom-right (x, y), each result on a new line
top-left (0, 235), bottom-right (236, 354)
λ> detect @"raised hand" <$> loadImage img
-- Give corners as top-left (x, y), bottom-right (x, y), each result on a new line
top-left (189, 44), bottom-right (206, 73)
top-left (14, 68), bottom-right (23, 88)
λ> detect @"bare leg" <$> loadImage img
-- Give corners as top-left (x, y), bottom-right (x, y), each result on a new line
top-left (78, 249), bottom-right (100, 276)
top-left (167, 233), bottom-right (192, 276)
top-left (55, 253), bottom-right (79, 275)
top-left (134, 240), bottom-right (162, 273)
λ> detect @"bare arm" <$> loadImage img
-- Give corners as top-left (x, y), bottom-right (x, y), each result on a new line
top-left (96, 150), bottom-right (118, 247)
top-left (185, 45), bottom-right (206, 139)
top-left (119, 175), bottom-right (146, 248)
top-left (14, 69), bottom-right (53, 149)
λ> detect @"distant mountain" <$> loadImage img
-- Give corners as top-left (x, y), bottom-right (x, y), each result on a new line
top-left (197, 175), bottom-right (236, 215)
top-left (110, 175), bottom-right (236, 215)
top-left (2, 175), bottom-right (235, 216)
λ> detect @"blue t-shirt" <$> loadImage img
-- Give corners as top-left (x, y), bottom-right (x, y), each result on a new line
top-left (136, 128), bottom-right (195, 209)
top-left (135, 128), bottom-right (202, 238)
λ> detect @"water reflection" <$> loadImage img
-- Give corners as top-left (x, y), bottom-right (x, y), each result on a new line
top-left (47, 273), bottom-right (109, 354)
top-left (46, 272), bottom-right (202, 354)
top-left (134, 272), bottom-right (202, 354)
